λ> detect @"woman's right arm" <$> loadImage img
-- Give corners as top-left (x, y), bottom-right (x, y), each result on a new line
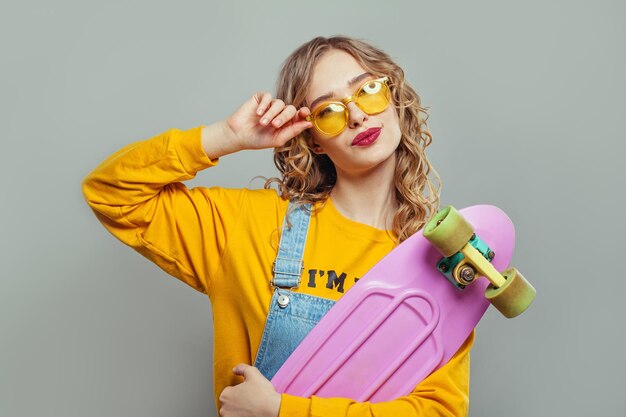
top-left (82, 94), bottom-right (311, 294)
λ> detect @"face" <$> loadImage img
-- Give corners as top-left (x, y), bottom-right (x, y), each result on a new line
top-left (305, 49), bottom-right (402, 176)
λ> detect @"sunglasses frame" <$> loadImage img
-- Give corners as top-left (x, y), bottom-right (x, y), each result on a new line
top-left (306, 76), bottom-right (391, 136)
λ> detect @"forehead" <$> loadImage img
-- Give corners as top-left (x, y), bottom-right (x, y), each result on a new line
top-left (307, 50), bottom-right (368, 101)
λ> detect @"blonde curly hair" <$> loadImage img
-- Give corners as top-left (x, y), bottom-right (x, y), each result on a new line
top-left (265, 36), bottom-right (440, 244)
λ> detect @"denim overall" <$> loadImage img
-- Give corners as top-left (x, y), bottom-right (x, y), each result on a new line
top-left (253, 203), bottom-right (336, 381)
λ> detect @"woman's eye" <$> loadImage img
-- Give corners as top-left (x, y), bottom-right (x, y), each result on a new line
top-left (318, 107), bottom-right (333, 117)
top-left (318, 103), bottom-right (343, 117)
top-left (361, 82), bottom-right (382, 95)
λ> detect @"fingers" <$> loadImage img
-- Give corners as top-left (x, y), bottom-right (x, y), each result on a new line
top-left (251, 93), bottom-right (313, 146)
top-left (294, 106), bottom-right (311, 122)
top-left (255, 92), bottom-right (273, 116)
top-left (275, 119), bottom-right (313, 145)
top-left (232, 363), bottom-right (259, 379)
top-left (258, 99), bottom-right (287, 126)
top-left (271, 103), bottom-right (297, 128)
top-left (219, 386), bottom-right (231, 402)
top-left (274, 107), bottom-right (313, 144)
top-left (255, 94), bottom-right (310, 126)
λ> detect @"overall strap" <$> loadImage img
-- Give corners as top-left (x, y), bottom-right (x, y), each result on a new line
top-left (272, 202), bottom-right (312, 289)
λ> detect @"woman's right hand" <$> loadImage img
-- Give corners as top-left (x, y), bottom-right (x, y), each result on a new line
top-left (225, 93), bottom-right (313, 151)
top-left (201, 93), bottom-right (312, 160)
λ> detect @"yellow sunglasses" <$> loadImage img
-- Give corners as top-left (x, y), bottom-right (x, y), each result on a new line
top-left (306, 76), bottom-right (391, 136)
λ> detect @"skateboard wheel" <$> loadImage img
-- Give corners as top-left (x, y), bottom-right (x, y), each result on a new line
top-left (485, 268), bottom-right (536, 318)
top-left (423, 206), bottom-right (474, 257)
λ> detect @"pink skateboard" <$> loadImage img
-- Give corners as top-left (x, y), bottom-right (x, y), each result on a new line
top-left (271, 205), bottom-right (535, 402)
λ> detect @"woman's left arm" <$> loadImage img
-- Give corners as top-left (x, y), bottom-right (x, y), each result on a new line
top-left (219, 331), bottom-right (474, 417)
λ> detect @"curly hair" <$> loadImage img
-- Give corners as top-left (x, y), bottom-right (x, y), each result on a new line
top-left (264, 36), bottom-right (440, 244)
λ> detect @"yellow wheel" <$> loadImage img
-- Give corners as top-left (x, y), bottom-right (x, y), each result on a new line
top-left (485, 268), bottom-right (536, 318)
top-left (423, 206), bottom-right (474, 257)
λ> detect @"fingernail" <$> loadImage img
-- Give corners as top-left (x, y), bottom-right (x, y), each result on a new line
top-left (261, 118), bottom-right (269, 125)
top-left (273, 119), bottom-right (282, 127)
top-left (257, 108), bottom-right (264, 115)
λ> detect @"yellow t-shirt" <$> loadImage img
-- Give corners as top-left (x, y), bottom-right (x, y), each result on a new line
top-left (82, 125), bottom-right (474, 417)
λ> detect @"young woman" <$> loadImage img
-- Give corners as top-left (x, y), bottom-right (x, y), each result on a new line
top-left (83, 36), bottom-right (474, 417)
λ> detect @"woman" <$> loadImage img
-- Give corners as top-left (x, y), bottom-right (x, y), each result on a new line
top-left (83, 36), bottom-right (474, 417)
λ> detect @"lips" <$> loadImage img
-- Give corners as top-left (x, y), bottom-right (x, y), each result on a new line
top-left (352, 127), bottom-right (382, 146)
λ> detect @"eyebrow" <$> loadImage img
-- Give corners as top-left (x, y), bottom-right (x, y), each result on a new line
top-left (309, 72), bottom-right (373, 110)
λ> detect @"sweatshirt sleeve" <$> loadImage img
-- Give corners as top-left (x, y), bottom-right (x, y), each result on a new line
top-left (81, 125), bottom-right (244, 295)
top-left (278, 331), bottom-right (474, 417)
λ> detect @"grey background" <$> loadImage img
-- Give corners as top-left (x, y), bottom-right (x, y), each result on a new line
top-left (1, 0), bottom-right (624, 416)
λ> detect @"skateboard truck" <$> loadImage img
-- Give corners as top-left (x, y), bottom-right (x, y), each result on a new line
top-left (436, 233), bottom-right (495, 289)
top-left (424, 206), bottom-right (536, 318)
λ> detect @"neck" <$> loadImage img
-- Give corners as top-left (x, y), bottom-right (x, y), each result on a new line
top-left (330, 158), bottom-right (398, 231)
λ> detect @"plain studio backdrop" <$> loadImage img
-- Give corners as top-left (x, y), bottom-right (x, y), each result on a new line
top-left (1, 0), bottom-right (624, 416)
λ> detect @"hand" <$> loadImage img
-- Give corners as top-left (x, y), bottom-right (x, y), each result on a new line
top-left (225, 92), bottom-right (312, 151)
top-left (218, 364), bottom-right (281, 417)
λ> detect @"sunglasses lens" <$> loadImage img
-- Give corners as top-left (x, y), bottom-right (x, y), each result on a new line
top-left (355, 80), bottom-right (390, 114)
top-left (310, 78), bottom-right (390, 136)
top-left (315, 103), bottom-right (348, 135)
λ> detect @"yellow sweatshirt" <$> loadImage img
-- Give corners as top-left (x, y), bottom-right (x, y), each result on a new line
top-left (82, 125), bottom-right (474, 417)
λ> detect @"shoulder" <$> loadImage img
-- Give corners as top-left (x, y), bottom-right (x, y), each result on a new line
top-left (201, 187), bottom-right (288, 221)
top-left (241, 188), bottom-right (288, 213)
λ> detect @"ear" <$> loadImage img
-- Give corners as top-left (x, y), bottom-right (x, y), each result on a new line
top-left (311, 142), bottom-right (326, 155)
top-left (305, 134), bottom-right (326, 155)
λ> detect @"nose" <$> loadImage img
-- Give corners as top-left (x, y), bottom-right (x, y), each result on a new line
top-left (346, 101), bottom-right (368, 129)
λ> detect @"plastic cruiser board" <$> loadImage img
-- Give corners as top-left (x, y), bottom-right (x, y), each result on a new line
top-left (271, 205), bottom-right (517, 402)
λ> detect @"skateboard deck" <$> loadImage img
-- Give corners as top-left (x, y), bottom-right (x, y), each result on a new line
top-left (271, 205), bottom-right (515, 402)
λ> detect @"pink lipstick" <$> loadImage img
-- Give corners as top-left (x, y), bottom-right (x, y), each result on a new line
top-left (352, 127), bottom-right (382, 146)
